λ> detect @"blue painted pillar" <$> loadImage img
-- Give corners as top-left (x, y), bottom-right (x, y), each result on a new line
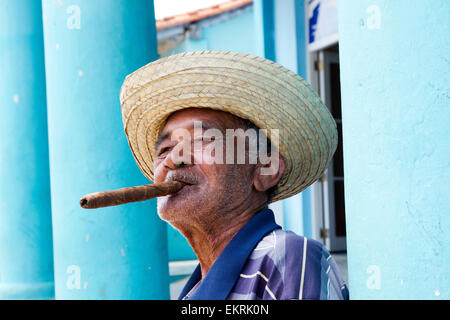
top-left (0, 0), bottom-right (54, 299)
top-left (295, 0), bottom-right (313, 240)
top-left (253, 0), bottom-right (275, 60)
top-left (42, 0), bottom-right (169, 299)
top-left (294, 0), bottom-right (307, 84)
top-left (338, 0), bottom-right (450, 299)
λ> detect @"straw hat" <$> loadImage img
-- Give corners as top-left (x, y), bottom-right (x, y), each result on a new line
top-left (120, 51), bottom-right (337, 203)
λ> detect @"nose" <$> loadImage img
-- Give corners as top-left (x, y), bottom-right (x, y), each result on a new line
top-left (163, 140), bottom-right (194, 170)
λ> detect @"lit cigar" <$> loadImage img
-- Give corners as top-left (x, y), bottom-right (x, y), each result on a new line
top-left (79, 181), bottom-right (185, 209)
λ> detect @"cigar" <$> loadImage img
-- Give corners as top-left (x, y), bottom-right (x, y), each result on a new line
top-left (79, 181), bottom-right (185, 209)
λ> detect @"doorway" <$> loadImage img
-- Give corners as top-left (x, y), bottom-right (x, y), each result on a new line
top-left (309, 44), bottom-right (347, 252)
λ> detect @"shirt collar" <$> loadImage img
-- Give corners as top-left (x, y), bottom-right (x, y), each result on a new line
top-left (178, 208), bottom-right (281, 300)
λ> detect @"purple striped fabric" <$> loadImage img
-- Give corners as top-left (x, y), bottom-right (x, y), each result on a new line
top-left (228, 229), bottom-right (349, 300)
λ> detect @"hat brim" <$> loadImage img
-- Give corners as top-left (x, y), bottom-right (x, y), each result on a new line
top-left (120, 51), bottom-right (337, 203)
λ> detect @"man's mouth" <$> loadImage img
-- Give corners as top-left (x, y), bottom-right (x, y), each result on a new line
top-left (165, 178), bottom-right (197, 198)
top-left (177, 180), bottom-right (194, 186)
top-left (166, 173), bottom-right (198, 187)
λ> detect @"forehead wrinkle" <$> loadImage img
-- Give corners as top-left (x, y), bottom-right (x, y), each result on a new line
top-left (162, 118), bottom-right (226, 136)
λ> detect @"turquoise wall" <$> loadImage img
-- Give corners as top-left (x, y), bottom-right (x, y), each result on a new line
top-left (0, 0), bottom-right (54, 299)
top-left (202, 7), bottom-right (259, 55)
top-left (253, 0), bottom-right (275, 60)
top-left (164, 6), bottom-right (257, 57)
top-left (42, 0), bottom-right (169, 299)
top-left (338, 0), bottom-right (450, 299)
top-left (2, 0), bottom-right (446, 301)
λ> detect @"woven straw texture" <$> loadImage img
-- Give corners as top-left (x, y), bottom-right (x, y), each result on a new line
top-left (120, 51), bottom-right (337, 203)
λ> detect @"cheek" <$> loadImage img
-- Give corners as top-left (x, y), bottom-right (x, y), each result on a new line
top-left (224, 164), bottom-right (255, 192)
top-left (201, 149), bottom-right (215, 164)
top-left (196, 162), bottom-right (215, 184)
top-left (192, 145), bottom-right (215, 164)
top-left (196, 141), bottom-right (225, 165)
top-left (202, 164), bottom-right (248, 192)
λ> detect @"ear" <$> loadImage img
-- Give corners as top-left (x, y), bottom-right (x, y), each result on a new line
top-left (253, 154), bottom-right (285, 193)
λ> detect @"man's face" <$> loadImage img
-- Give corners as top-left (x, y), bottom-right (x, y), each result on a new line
top-left (153, 108), bottom-right (257, 224)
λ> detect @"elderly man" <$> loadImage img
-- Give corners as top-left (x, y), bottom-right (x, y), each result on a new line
top-left (119, 51), bottom-right (349, 300)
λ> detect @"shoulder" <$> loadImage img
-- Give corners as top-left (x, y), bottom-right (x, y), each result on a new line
top-left (250, 228), bottom-right (324, 263)
top-left (248, 229), bottom-right (349, 300)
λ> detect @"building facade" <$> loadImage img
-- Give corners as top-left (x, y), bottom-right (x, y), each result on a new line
top-left (0, 0), bottom-right (448, 300)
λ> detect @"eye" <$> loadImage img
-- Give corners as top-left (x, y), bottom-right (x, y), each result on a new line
top-left (157, 146), bottom-right (172, 156)
top-left (194, 136), bottom-right (215, 142)
top-left (194, 136), bottom-right (205, 142)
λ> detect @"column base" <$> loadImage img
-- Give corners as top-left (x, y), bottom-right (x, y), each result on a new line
top-left (0, 282), bottom-right (54, 300)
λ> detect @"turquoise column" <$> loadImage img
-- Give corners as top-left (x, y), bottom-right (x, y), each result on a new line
top-left (338, 0), bottom-right (450, 299)
top-left (0, 0), bottom-right (54, 299)
top-left (294, 0), bottom-right (307, 84)
top-left (42, 0), bottom-right (169, 299)
top-left (295, 0), bottom-right (313, 239)
top-left (253, 0), bottom-right (275, 60)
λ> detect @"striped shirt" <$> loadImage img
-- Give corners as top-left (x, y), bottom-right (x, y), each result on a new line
top-left (179, 209), bottom-right (349, 300)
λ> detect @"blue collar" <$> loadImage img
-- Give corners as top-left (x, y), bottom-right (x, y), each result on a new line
top-left (178, 208), bottom-right (281, 300)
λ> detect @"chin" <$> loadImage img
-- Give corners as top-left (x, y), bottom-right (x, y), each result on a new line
top-left (159, 183), bottom-right (202, 217)
top-left (156, 194), bottom-right (199, 224)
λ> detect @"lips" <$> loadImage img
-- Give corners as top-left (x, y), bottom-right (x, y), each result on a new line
top-left (165, 175), bottom-right (198, 198)
top-left (166, 172), bottom-right (198, 186)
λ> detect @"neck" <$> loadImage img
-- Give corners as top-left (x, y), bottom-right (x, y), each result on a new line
top-left (170, 196), bottom-right (268, 279)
